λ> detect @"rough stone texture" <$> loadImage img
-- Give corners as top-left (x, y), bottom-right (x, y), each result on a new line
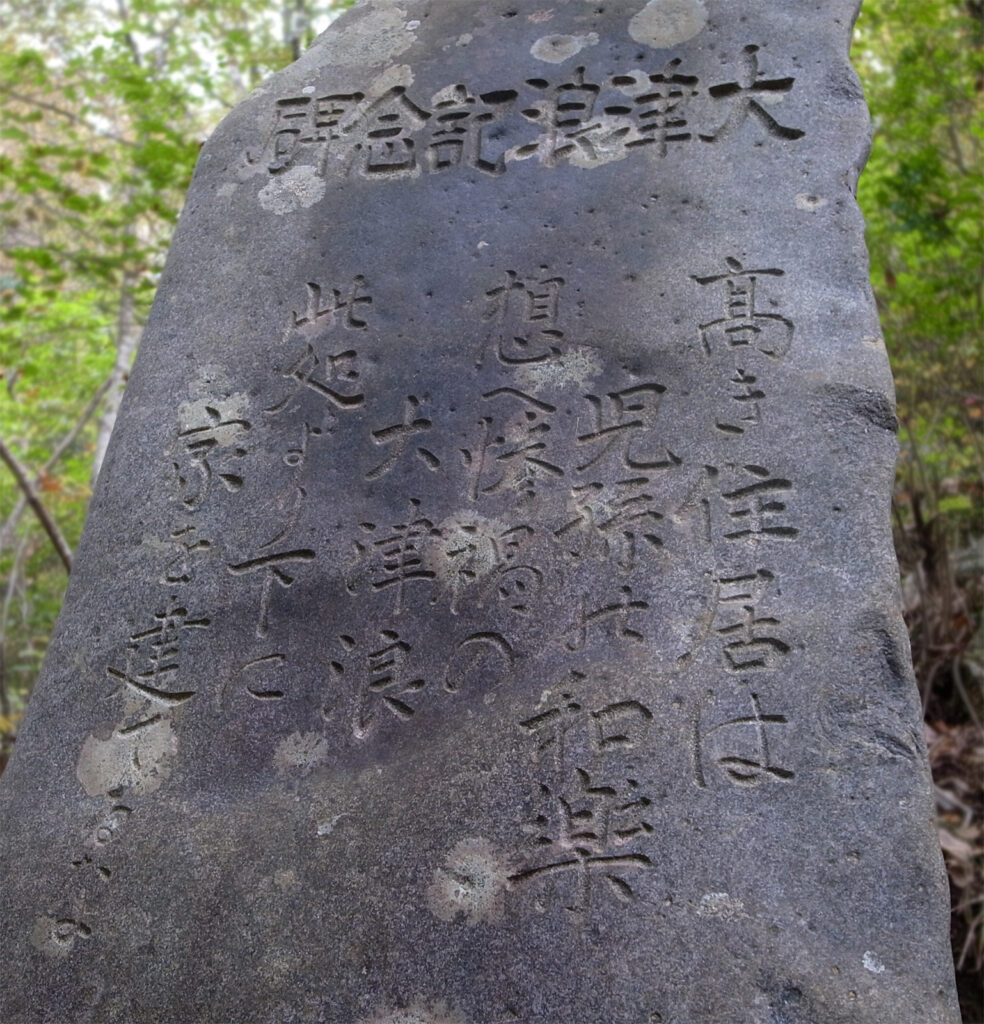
top-left (0, 2), bottom-right (960, 1022)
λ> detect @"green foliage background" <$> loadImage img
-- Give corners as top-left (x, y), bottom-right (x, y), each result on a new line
top-left (0, 0), bottom-right (981, 1014)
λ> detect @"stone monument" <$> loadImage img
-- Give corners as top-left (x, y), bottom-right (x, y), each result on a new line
top-left (0, 1), bottom-right (960, 1021)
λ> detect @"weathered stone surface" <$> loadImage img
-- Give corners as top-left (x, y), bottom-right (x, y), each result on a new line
top-left (0, 2), bottom-right (959, 1022)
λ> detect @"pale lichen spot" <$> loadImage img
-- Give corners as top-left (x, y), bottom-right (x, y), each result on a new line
top-left (433, 512), bottom-right (503, 591)
top-left (76, 718), bottom-right (177, 797)
top-left (862, 950), bottom-right (887, 974)
top-left (795, 193), bottom-right (829, 212)
top-left (531, 31), bottom-right (599, 64)
top-left (520, 345), bottom-right (603, 393)
top-left (697, 891), bottom-right (745, 919)
top-left (318, 2), bottom-right (415, 67)
top-left (428, 837), bottom-right (508, 925)
top-left (316, 812), bottom-right (353, 837)
top-left (258, 165), bottom-right (325, 214)
top-left (629, 0), bottom-right (707, 49)
top-left (362, 1001), bottom-right (464, 1024)
top-left (31, 916), bottom-right (92, 958)
top-left (273, 731), bottom-right (329, 777)
top-left (273, 869), bottom-right (298, 891)
top-left (178, 392), bottom-right (251, 445)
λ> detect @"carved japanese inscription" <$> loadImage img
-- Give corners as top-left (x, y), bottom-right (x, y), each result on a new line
top-left (0, 3), bottom-right (958, 1024)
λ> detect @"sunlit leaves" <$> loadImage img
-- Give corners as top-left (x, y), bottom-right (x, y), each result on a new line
top-left (853, 0), bottom-right (983, 535)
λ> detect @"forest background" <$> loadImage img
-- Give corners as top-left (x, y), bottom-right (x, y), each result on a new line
top-left (0, 0), bottom-right (980, 1016)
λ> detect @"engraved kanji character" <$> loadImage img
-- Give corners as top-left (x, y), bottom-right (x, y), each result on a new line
top-left (349, 499), bottom-right (437, 615)
top-left (716, 607), bottom-right (790, 672)
top-left (329, 630), bottom-right (426, 739)
top-left (162, 524), bottom-right (212, 585)
top-left (71, 804), bottom-right (132, 883)
top-left (483, 268), bottom-right (565, 365)
top-left (70, 849), bottom-right (112, 881)
top-left (720, 464), bottom-right (798, 540)
top-left (590, 700), bottom-right (654, 753)
top-left (426, 84), bottom-right (518, 176)
top-left (694, 691), bottom-right (795, 787)
top-left (241, 652), bottom-right (288, 702)
top-left (292, 275), bottom-right (372, 330)
top-left (253, 423), bottom-right (320, 552)
top-left (563, 585), bottom-right (649, 652)
top-left (575, 384), bottom-right (677, 472)
top-left (714, 567), bottom-right (776, 607)
top-left (613, 60), bottom-right (700, 156)
top-left (716, 367), bottom-right (765, 435)
top-left (227, 548), bottom-right (316, 638)
top-left (522, 686), bottom-right (654, 771)
top-left (174, 402), bottom-right (251, 512)
top-left (351, 86), bottom-right (430, 178)
top-left (267, 92), bottom-right (364, 173)
top-left (443, 631), bottom-right (515, 694)
top-left (513, 67), bottom-right (602, 167)
top-left (264, 344), bottom-right (364, 416)
top-left (509, 769), bottom-right (653, 914)
top-left (267, 96), bottom-right (313, 172)
top-left (494, 564), bottom-right (543, 616)
top-left (91, 804), bottom-right (132, 848)
top-left (712, 568), bottom-right (789, 672)
top-left (42, 919), bottom-right (93, 950)
top-left (553, 477), bottom-right (664, 571)
top-left (365, 395), bottom-right (440, 481)
top-left (106, 603), bottom-right (209, 706)
top-left (282, 421), bottom-right (319, 469)
top-left (700, 45), bottom-right (804, 143)
top-left (694, 257), bottom-right (793, 358)
top-left (358, 630), bottom-right (423, 737)
top-left (520, 682), bottom-right (585, 773)
top-left (464, 389), bottom-right (563, 503)
top-left (438, 517), bottom-right (535, 613)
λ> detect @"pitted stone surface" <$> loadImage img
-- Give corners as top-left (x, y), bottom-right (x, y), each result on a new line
top-left (0, 2), bottom-right (959, 1022)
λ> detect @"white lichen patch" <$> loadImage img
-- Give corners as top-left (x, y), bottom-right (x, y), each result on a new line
top-left (178, 392), bottom-right (251, 447)
top-left (258, 165), bottom-right (325, 214)
top-left (76, 717), bottom-right (177, 797)
top-left (434, 516), bottom-right (503, 581)
top-left (795, 193), bottom-right (829, 212)
top-left (30, 916), bottom-right (92, 958)
top-left (428, 838), bottom-right (508, 925)
top-left (697, 891), bottom-right (745, 919)
top-left (273, 869), bottom-right (298, 891)
top-left (567, 115), bottom-right (637, 168)
top-left (362, 1000), bottom-right (464, 1024)
top-left (315, 812), bottom-right (352, 837)
top-left (520, 345), bottom-right (602, 393)
top-left (273, 731), bottom-right (329, 777)
top-left (320, 2), bottom-right (416, 67)
top-left (432, 512), bottom-right (508, 609)
top-left (531, 31), bottom-right (598, 64)
top-left (862, 950), bottom-right (887, 974)
top-left (629, 0), bottom-right (707, 49)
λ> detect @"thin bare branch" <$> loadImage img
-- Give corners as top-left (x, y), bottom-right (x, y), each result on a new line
top-left (0, 85), bottom-right (136, 147)
top-left (0, 374), bottom-right (113, 555)
top-left (0, 438), bottom-right (72, 574)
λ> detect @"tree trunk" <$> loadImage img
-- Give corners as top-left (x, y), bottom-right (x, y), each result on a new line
top-left (91, 266), bottom-right (141, 485)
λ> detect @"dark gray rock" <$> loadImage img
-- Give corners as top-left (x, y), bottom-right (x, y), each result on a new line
top-left (0, 2), bottom-right (959, 1022)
